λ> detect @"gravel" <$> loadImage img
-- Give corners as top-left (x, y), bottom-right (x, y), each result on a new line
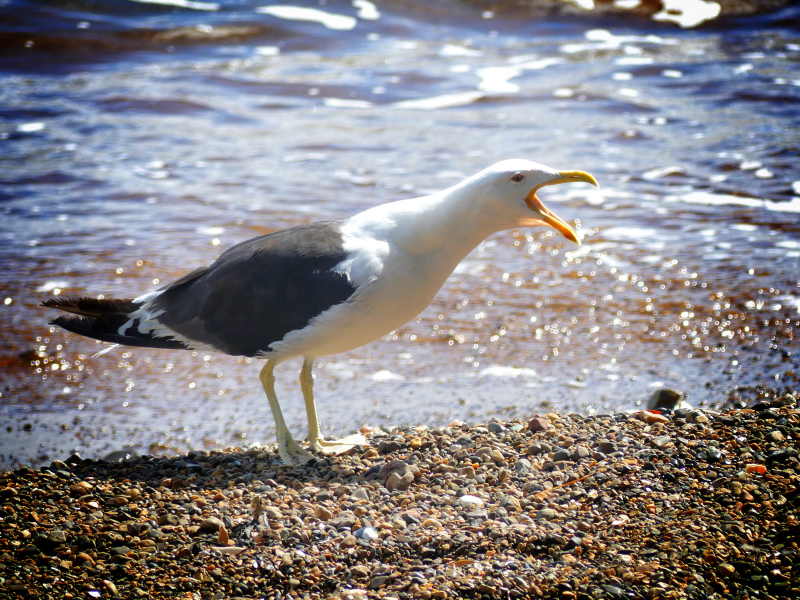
top-left (1, 392), bottom-right (799, 599)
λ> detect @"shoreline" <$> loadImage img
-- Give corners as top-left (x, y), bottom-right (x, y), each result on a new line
top-left (1, 394), bottom-right (798, 599)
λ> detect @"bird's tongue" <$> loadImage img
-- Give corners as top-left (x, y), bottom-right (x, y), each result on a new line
top-left (525, 192), bottom-right (580, 245)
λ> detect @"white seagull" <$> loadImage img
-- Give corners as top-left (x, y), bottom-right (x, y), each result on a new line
top-left (45, 159), bottom-right (598, 465)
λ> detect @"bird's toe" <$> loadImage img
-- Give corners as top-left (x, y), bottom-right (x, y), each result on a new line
top-left (310, 433), bottom-right (366, 455)
top-left (279, 438), bottom-right (314, 466)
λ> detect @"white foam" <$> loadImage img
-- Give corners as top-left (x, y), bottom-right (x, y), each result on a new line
top-left (675, 191), bottom-right (764, 208)
top-left (439, 44), bottom-right (482, 58)
top-left (254, 46), bottom-right (280, 56)
top-left (560, 29), bottom-right (677, 54)
top-left (479, 366), bottom-right (538, 378)
top-left (368, 370), bottom-right (405, 382)
top-left (391, 91), bottom-right (484, 110)
top-left (352, 0), bottom-right (380, 20)
top-left (565, 245), bottom-right (595, 259)
top-left (131, 0), bottom-right (219, 10)
top-left (17, 122), bottom-right (45, 132)
top-left (766, 198), bottom-right (800, 213)
top-left (643, 166), bottom-right (683, 180)
top-left (653, 0), bottom-right (720, 28)
top-left (256, 6), bottom-right (357, 30)
top-left (36, 281), bottom-right (68, 293)
top-left (602, 226), bottom-right (658, 240)
top-left (775, 296), bottom-right (800, 314)
top-left (476, 58), bottom-right (563, 94)
top-left (615, 57), bottom-right (655, 65)
top-left (196, 226), bottom-right (225, 236)
top-left (323, 98), bottom-right (373, 108)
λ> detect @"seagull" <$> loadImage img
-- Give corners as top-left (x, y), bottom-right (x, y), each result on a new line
top-left (44, 159), bottom-right (597, 465)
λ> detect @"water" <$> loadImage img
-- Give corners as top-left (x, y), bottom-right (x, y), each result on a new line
top-left (1, 0), bottom-right (799, 468)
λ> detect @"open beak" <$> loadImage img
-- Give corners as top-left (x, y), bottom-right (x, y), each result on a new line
top-left (525, 170), bottom-right (599, 246)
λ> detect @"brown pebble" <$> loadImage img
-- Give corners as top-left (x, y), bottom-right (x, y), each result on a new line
top-left (717, 563), bottom-right (736, 576)
top-left (528, 417), bottom-right (551, 432)
top-left (386, 471), bottom-right (414, 491)
top-left (200, 516), bottom-right (224, 531)
top-left (459, 466), bottom-right (476, 478)
top-left (767, 430), bottom-right (785, 443)
top-left (315, 506), bottom-right (332, 520)
top-left (2, 400), bottom-right (798, 600)
top-left (74, 553), bottom-right (94, 566)
top-left (264, 506), bottom-right (283, 519)
top-left (640, 411), bottom-right (670, 425)
top-left (103, 580), bottom-right (118, 596)
top-left (218, 524), bottom-right (229, 545)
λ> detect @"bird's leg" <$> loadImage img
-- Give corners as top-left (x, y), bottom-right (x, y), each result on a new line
top-left (300, 357), bottom-right (366, 454)
top-left (259, 360), bottom-right (313, 466)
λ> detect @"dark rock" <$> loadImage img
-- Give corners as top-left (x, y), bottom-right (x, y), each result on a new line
top-left (329, 511), bottom-right (357, 529)
top-left (536, 508), bottom-right (556, 520)
top-left (47, 529), bottom-right (67, 545)
top-left (514, 458), bottom-right (532, 475)
top-left (766, 448), bottom-right (799, 463)
top-left (648, 388), bottom-right (684, 410)
top-left (599, 441), bottom-right (617, 454)
top-left (488, 422), bottom-right (506, 434)
top-left (465, 509), bottom-right (488, 520)
top-left (378, 440), bottom-right (403, 454)
top-left (369, 575), bottom-right (390, 589)
top-left (553, 449), bottom-right (570, 462)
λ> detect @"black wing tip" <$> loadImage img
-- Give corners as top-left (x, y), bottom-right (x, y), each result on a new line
top-left (42, 296), bottom-right (75, 309)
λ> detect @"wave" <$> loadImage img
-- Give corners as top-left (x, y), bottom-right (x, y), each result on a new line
top-left (1, 0), bottom-right (797, 61)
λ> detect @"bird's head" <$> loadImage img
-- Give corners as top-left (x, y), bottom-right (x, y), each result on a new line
top-left (476, 159), bottom-right (599, 245)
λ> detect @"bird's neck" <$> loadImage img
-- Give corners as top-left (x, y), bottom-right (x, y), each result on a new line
top-left (385, 187), bottom-right (514, 256)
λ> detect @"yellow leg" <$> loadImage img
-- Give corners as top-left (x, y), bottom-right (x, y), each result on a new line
top-left (300, 357), bottom-right (366, 454)
top-left (259, 360), bottom-right (313, 466)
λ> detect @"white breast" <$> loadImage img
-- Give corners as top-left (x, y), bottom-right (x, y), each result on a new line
top-left (263, 211), bottom-right (460, 360)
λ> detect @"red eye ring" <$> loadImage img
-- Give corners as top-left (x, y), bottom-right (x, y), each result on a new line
top-left (511, 173), bottom-right (524, 182)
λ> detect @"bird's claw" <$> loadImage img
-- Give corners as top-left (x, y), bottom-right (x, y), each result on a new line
top-left (309, 433), bottom-right (366, 455)
top-left (278, 437), bottom-right (314, 466)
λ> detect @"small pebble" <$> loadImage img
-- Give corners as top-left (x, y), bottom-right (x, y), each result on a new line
top-left (199, 517), bottom-right (224, 532)
top-left (2, 396), bottom-right (797, 600)
top-left (528, 417), bottom-right (551, 432)
top-left (458, 494), bottom-right (484, 508)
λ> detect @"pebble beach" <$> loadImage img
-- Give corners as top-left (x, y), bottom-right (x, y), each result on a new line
top-left (2, 393), bottom-right (799, 600)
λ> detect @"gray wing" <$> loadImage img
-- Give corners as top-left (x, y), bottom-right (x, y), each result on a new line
top-left (150, 221), bottom-right (357, 357)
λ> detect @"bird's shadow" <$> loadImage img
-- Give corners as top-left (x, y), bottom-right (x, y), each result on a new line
top-left (36, 442), bottom-right (398, 552)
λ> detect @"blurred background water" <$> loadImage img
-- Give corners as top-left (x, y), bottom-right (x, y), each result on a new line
top-left (1, 0), bottom-right (799, 468)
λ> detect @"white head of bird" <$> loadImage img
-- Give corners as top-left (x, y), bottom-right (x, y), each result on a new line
top-left (383, 158), bottom-right (598, 255)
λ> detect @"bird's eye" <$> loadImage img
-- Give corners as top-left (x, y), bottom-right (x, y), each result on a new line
top-left (511, 173), bottom-right (525, 183)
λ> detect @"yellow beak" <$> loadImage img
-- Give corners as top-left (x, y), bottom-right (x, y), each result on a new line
top-left (525, 170), bottom-right (598, 245)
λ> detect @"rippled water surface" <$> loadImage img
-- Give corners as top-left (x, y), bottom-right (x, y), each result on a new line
top-left (1, 0), bottom-right (799, 467)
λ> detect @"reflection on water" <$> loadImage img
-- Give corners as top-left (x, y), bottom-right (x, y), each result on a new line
top-left (1, 0), bottom-right (799, 468)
